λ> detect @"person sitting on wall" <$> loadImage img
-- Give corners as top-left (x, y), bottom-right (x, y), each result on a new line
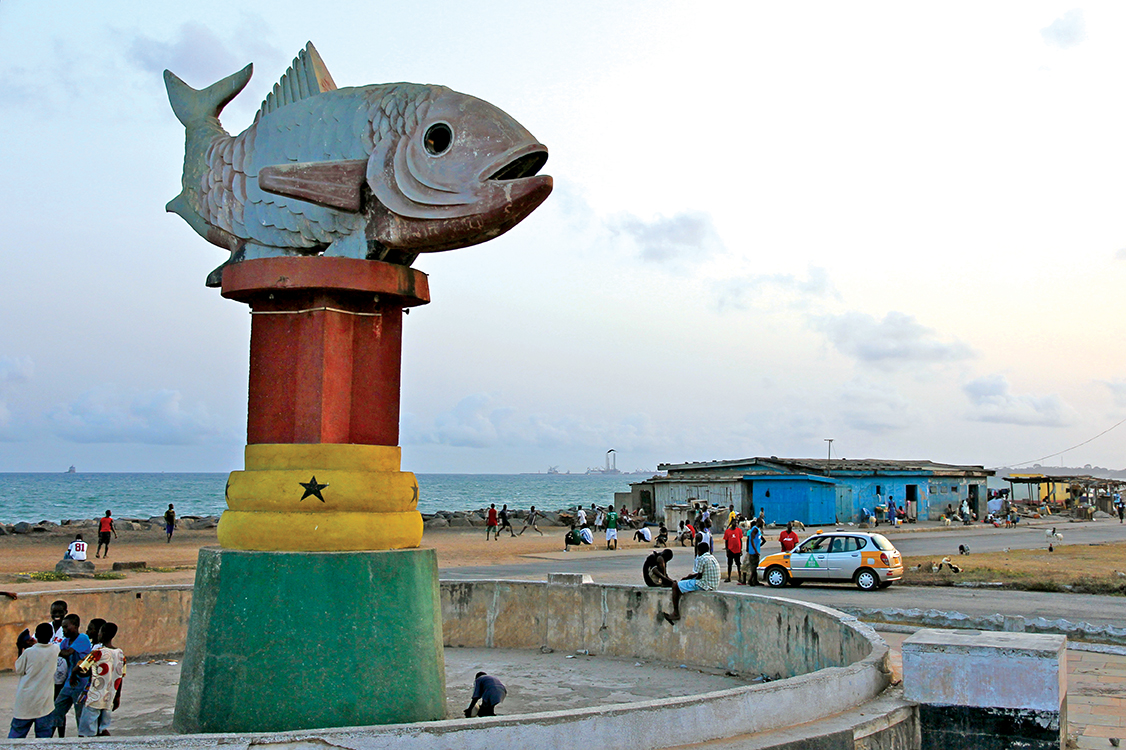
top-left (662, 542), bottom-right (720, 624)
top-left (464, 672), bottom-right (506, 717)
top-left (643, 548), bottom-right (675, 588)
top-left (654, 524), bottom-right (669, 548)
top-left (579, 525), bottom-right (594, 545)
top-left (632, 508), bottom-right (647, 528)
top-left (633, 526), bottom-right (652, 544)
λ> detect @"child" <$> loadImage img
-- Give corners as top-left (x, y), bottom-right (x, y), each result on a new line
top-left (75, 623), bottom-right (125, 737)
top-left (9, 623), bottom-right (59, 738)
top-left (51, 614), bottom-right (91, 737)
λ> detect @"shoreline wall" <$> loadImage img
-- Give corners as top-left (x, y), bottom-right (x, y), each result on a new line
top-left (0, 584), bottom-right (193, 666)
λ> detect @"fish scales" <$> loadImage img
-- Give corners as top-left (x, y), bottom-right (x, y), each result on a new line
top-left (164, 42), bottom-right (551, 285)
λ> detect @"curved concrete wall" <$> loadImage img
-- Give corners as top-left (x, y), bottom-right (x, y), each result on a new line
top-left (442, 576), bottom-right (881, 679)
top-left (0, 585), bottom-right (191, 668)
top-left (0, 578), bottom-right (889, 749)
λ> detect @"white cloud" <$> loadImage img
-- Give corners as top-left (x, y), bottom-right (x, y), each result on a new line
top-left (0, 356), bottom-right (33, 438)
top-left (837, 379), bottom-right (916, 433)
top-left (608, 211), bottom-right (722, 263)
top-left (126, 21), bottom-right (282, 88)
top-left (1041, 9), bottom-right (1086, 49)
top-left (46, 387), bottom-right (229, 445)
top-left (1102, 378), bottom-right (1126, 408)
top-left (714, 266), bottom-right (839, 312)
top-left (963, 375), bottom-right (1076, 427)
top-left (0, 356), bottom-right (33, 385)
top-left (814, 311), bottom-right (974, 369)
top-left (405, 394), bottom-right (667, 455)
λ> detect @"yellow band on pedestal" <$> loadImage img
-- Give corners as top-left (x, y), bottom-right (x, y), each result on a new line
top-left (217, 510), bottom-right (423, 552)
top-left (245, 444), bottom-right (401, 472)
top-left (222, 443), bottom-right (421, 552)
top-left (226, 470), bottom-right (418, 513)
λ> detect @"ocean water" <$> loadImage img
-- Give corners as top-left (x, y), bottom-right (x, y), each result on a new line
top-left (0, 472), bottom-right (641, 524)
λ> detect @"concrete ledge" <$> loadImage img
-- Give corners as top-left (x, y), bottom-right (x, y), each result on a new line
top-left (0, 585), bottom-right (193, 668)
top-left (840, 605), bottom-right (1126, 647)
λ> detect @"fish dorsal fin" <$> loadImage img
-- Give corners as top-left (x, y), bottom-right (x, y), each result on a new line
top-left (256, 42), bottom-right (338, 120)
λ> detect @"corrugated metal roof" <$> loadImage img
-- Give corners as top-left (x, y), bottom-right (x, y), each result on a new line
top-left (657, 457), bottom-right (993, 477)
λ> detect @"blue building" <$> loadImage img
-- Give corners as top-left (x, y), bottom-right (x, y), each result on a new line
top-left (634, 457), bottom-right (993, 525)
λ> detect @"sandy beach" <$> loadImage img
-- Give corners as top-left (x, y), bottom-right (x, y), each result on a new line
top-left (0, 522), bottom-right (639, 593)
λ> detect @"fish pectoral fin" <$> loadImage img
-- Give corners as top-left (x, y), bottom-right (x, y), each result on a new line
top-left (258, 160), bottom-right (368, 212)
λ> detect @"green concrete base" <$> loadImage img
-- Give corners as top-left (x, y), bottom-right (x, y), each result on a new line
top-left (172, 546), bottom-right (445, 733)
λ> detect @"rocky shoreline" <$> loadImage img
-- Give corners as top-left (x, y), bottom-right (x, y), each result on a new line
top-left (0, 516), bottom-right (221, 535)
top-left (423, 507), bottom-right (576, 528)
top-left (4, 508), bottom-right (588, 535)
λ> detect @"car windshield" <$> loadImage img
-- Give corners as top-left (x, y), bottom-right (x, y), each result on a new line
top-left (799, 536), bottom-right (829, 553)
top-left (870, 534), bottom-right (895, 551)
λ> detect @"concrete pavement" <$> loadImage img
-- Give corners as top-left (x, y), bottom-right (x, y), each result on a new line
top-left (440, 515), bottom-right (1126, 628)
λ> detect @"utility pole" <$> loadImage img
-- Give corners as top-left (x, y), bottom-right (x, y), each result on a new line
top-left (824, 438), bottom-right (834, 477)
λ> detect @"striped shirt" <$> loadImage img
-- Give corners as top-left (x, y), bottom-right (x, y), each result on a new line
top-left (692, 552), bottom-right (721, 591)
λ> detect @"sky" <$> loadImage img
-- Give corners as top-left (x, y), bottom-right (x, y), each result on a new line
top-left (2, 2), bottom-right (1126, 474)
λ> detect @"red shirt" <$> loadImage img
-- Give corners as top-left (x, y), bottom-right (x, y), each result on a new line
top-left (99, 517), bottom-right (114, 533)
top-left (779, 530), bottom-right (799, 552)
top-left (724, 527), bottom-right (744, 554)
top-left (486, 508), bottom-right (498, 526)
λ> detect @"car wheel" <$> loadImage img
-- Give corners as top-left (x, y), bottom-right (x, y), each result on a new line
top-left (765, 566), bottom-right (789, 588)
top-left (855, 569), bottom-right (879, 591)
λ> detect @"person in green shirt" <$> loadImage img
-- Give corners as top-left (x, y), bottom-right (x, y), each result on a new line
top-left (604, 509), bottom-right (618, 550)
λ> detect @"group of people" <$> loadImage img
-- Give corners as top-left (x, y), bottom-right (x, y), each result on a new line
top-left (483, 504), bottom-right (547, 539)
top-left (562, 504), bottom-right (658, 552)
top-left (10, 599), bottom-right (126, 738)
top-left (642, 505), bottom-right (804, 623)
top-left (61, 511), bottom-right (120, 562)
top-left (61, 507), bottom-right (177, 563)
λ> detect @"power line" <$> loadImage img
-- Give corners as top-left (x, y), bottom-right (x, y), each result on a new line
top-left (1005, 415), bottom-right (1126, 468)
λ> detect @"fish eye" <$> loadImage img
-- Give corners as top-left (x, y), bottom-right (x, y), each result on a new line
top-left (424, 123), bottom-right (453, 156)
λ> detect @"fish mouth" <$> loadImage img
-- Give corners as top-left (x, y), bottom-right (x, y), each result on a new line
top-left (483, 143), bottom-right (549, 182)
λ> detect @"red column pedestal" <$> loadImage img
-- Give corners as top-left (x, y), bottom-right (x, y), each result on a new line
top-left (222, 256), bottom-right (429, 446)
top-left (217, 257), bottom-right (429, 551)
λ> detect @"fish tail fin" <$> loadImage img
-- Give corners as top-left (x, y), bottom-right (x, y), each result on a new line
top-left (163, 64), bottom-right (253, 126)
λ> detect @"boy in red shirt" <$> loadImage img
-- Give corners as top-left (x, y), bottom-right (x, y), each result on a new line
top-left (485, 504), bottom-right (499, 540)
top-left (95, 511), bottom-right (117, 559)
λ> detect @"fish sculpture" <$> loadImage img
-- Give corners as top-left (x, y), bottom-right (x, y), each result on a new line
top-left (164, 43), bottom-right (552, 286)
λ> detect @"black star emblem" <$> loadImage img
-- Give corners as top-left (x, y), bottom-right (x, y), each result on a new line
top-left (411, 481), bottom-right (419, 504)
top-left (299, 476), bottom-right (329, 502)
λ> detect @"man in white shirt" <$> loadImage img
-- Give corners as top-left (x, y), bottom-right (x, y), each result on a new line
top-left (577, 507), bottom-right (587, 526)
top-left (9, 623), bottom-right (60, 738)
top-left (65, 536), bottom-right (87, 562)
